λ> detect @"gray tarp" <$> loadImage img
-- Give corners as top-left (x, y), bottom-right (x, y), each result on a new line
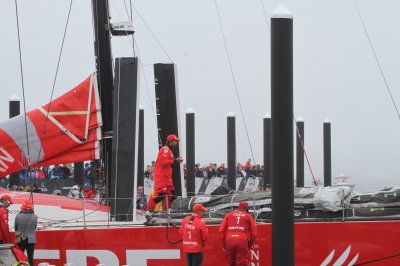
top-left (146, 186), bottom-right (400, 225)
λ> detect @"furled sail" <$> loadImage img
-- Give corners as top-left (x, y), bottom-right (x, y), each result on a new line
top-left (0, 73), bottom-right (102, 176)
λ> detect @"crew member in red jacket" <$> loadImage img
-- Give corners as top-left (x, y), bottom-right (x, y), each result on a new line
top-left (219, 201), bottom-right (257, 266)
top-left (179, 204), bottom-right (209, 266)
top-left (0, 195), bottom-right (12, 244)
top-left (147, 134), bottom-right (183, 211)
top-left (83, 183), bottom-right (95, 200)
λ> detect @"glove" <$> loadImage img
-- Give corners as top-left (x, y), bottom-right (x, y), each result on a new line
top-left (154, 191), bottom-right (167, 203)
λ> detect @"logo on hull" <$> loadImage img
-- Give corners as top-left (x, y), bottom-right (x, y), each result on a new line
top-left (320, 245), bottom-right (359, 266)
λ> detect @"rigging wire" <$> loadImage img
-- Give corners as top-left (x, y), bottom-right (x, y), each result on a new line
top-left (130, 2), bottom-right (174, 63)
top-left (214, 0), bottom-right (257, 165)
top-left (122, 0), bottom-right (136, 57)
top-left (35, 0), bottom-right (74, 164)
top-left (124, 0), bottom-right (163, 146)
top-left (129, 0), bottom-right (133, 26)
top-left (259, 1), bottom-right (316, 181)
top-left (134, 40), bottom-right (159, 125)
top-left (14, 0), bottom-right (31, 163)
top-left (353, 0), bottom-right (400, 121)
top-left (115, 0), bottom-right (160, 143)
top-left (259, 0), bottom-right (271, 32)
top-left (112, 0), bottom-right (157, 124)
top-left (293, 117), bottom-right (318, 186)
top-left (110, 0), bottom-right (124, 21)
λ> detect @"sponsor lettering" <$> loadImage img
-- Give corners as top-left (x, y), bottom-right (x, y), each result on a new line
top-left (228, 226), bottom-right (245, 230)
top-left (249, 244), bottom-right (260, 266)
top-left (0, 147), bottom-right (15, 172)
top-left (185, 224), bottom-right (196, 229)
top-left (35, 249), bottom-right (181, 266)
top-left (183, 241), bottom-right (199, 246)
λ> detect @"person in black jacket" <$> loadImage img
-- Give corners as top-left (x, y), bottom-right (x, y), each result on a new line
top-left (14, 201), bottom-right (38, 266)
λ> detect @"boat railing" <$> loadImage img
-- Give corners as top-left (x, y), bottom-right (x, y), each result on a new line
top-left (26, 187), bottom-right (400, 230)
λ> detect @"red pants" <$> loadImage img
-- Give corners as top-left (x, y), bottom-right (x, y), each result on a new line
top-left (146, 189), bottom-right (173, 211)
top-left (225, 237), bottom-right (249, 266)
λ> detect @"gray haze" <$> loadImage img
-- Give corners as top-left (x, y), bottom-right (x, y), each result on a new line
top-left (1, 0), bottom-right (399, 190)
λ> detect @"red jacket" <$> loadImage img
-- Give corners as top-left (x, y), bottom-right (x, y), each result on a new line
top-left (0, 207), bottom-right (11, 243)
top-left (154, 146), bottom-right (175, 192)
top-left (219, 209), bottom-right (257, 246)
top-left (179, 213), bottom-right (208, 253)
top-left (84, 188), bottom-right (95, 200)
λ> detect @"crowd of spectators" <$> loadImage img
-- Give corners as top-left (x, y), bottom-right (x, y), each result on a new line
top-left (17, 165), bottom-right (73, 180)
top-left (143, 158), bottom-right (264, 181)
top-left (5, 158), bottom-right (265, 205)
top-left (9, 183), bottom-right (42, 193)
top-left (5, 161), bottom-right (102, 200)
top-left (191, 159), bottom-right (264, 179)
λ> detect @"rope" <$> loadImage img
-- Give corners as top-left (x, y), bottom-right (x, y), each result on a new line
top-left (354, 252), bottom-right (400, 265)
top-left (353, 0), bottom-right (400, 121)
top-left (35, 0), bottom-right (74, 164)
top-left (214, 0), bottom-right (257, 165)
top-left (37, 202), bottom-right (105, 223)
top-left (14, 0), bottom-right (30, 164)
top-left (293, 117), bottom-right (318, 186)
top-left (165, 222), bottom-right (182, 244)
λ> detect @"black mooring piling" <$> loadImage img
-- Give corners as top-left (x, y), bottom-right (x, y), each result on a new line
top-left (271, 5), bottom-right (294, 266)
top-left (227, 112), bottom-right (236, 190)
top-left (263, 114), bottom-right (272, 189)
top-left (323, 119), bottom-right (332, 187)
top-left (186, 109), bottom-right (195, 196)
top-left (296, 118), bottom-right (304, 188)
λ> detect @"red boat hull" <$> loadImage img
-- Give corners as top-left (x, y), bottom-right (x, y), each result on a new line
top-left (33, 220), bottom-right (400, 265)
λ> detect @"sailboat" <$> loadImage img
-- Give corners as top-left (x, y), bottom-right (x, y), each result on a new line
top-left (2, 1), bottom-right (400, 266)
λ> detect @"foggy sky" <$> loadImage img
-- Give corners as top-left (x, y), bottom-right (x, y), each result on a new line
top-left (1, 0), bottom-right (399, 189)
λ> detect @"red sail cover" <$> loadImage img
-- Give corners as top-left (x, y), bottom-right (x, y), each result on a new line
top-left (0, 73), bottom-right (102, 177)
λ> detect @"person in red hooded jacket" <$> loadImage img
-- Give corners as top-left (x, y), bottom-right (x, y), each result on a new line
top-left (179, 204), bottom-right (208, 266)
top-left (0, 195), bottom-right (12, 244)
top-left (219, 201), bottom-right (257, 266)
top-left (147, 134), bottom-right (183, 211)
top-left (83, 183), bottom-right (95, 200)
